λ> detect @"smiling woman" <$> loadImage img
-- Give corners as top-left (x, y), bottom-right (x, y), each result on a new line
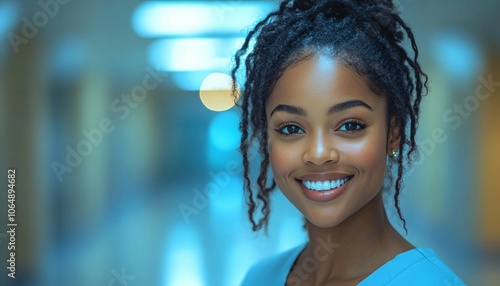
top-left (267, 57), bottom-right (392, 229)
top-left (231, 0), bottom-right (466, 285)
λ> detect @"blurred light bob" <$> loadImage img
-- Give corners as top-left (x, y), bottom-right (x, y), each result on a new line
top-left (0, 1), bottom-right (20, 36)
top-left (149, 37), bottom-right (244, 72)
top-left (208, 110), bottom-right (240, 151)
top-left (431, 32), bottom-right (484, 85)
top-left (200, 72), bottom-right (238, 112)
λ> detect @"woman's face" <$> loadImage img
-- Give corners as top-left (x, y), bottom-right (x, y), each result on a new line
top-left (266, 53), bottom-right (398, 228)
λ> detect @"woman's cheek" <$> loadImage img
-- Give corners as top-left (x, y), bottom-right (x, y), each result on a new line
top-left (269, 139), bottom-right (299, 177)
top-left (338, 136), bottom-right (386, 170)
top-left (269, 143), bottom-right (288, 176)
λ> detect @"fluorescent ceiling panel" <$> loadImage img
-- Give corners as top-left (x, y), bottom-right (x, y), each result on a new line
top-left (148, 37), bottom-right (245, 72)
top-left (132, 1), bottom-right (276, 37)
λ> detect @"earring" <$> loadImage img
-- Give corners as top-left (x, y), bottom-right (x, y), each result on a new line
top-left (391, 146), bottom-right (399, 157)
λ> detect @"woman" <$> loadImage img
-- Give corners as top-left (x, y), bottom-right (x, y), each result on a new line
top-left (231, 0), bottom-right (465, 285)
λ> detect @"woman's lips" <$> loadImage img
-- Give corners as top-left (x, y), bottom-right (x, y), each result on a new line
top-left (296, 175), bottom-right (353, 202)
top-left (297, 172), bottom-right (353, 181)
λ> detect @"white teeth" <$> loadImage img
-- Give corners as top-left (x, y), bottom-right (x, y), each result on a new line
top-left (301, 177), bottom-right (351, 192)
top-left (311, 182), bottom-right (323, 191)
top-left (323, 181), bottom-right (330, 190)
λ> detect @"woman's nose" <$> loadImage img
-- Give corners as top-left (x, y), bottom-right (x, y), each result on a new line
top-left (302, 131), bottom-right (339, 165)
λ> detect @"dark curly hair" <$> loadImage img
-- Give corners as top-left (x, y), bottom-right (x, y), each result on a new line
top-left (231, 0), bottom-right (428, 233)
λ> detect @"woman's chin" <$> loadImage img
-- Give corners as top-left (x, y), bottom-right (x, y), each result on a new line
top-left (304, 215), bottom-right (345, 230)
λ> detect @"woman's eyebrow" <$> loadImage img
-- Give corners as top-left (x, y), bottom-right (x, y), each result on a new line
top-left (270, 100), bottom-right (372, 117)
top-left (328, 100), bottom-right (373, 114)
top-left (270, 104), bottom-right (307, 117)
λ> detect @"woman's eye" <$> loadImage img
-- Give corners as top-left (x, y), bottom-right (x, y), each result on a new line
top-left (276, 124), bottom-right (304, 135)
top-left (339, 121), bottom-right (366, 132)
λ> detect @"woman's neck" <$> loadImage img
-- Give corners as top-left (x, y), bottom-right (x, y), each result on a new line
top-left (290, 192), bottom-right (414, 285)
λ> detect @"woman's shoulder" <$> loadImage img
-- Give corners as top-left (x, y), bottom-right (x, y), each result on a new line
top-left (361, 248), bottom-right (466, 286)
top-left (240, 243), bottom-right (306, 286)
top-left (241, 245), bottom-right (466, 286)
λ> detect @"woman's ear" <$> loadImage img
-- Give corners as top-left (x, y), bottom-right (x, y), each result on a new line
top-left (387, 117), bottom-right (401, 155)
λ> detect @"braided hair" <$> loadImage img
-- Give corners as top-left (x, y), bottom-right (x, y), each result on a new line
top-left (231, 0), bottom-right (428, 232)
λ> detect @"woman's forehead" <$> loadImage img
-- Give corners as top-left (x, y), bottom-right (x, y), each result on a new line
top-left (267, 53), bottom-right (386, 111)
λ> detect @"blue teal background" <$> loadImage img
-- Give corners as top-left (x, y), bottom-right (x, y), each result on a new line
top-left (0, 0), bottom-right (499, 285)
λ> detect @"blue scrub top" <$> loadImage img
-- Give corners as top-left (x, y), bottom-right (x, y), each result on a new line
top-left (241, 243), bottom-right (466, 285)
